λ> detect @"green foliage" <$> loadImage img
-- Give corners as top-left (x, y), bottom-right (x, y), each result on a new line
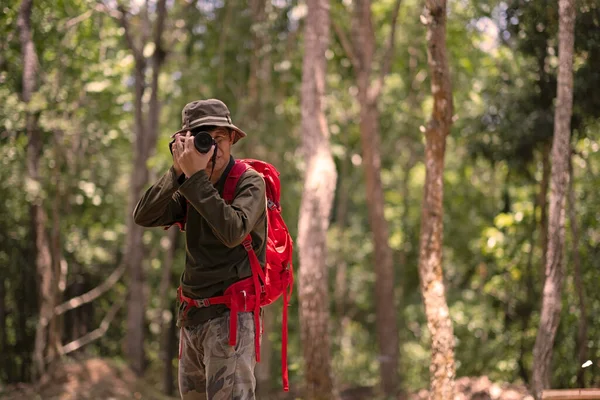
top-left (1, 0), bottom-right (600, 395)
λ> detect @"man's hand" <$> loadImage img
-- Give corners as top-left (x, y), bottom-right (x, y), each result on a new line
top-left (172, 131), bottom-right (215, 178)
top-left (172, 136), bottom-right (183, 176)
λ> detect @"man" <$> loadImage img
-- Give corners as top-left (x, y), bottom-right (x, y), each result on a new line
top-left (133, 99), bottom-right (267, 400)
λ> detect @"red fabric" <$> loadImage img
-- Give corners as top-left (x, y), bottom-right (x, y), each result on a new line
top-left (177, 159), bottom-right (294, 392)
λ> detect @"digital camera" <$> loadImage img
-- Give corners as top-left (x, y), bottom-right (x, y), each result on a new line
top-left (169, 130), bottom-right (216, 155)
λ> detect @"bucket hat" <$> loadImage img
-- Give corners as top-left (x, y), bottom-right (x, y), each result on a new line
top-left (171, 99), bottom-right (247, 144)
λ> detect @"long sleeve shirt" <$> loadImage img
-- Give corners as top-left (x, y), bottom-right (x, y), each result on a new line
top-left (133, 156), bottom-right (267, 327)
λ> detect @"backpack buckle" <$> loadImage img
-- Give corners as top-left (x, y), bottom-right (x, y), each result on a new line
top-left (267, 199), bottom-right (278, 210)
top-left (243, 239), bottom-right (253, 251)
top-left (241, 290), bottom-right (247, 311)
top-left (195, 298), bottom-right (210, 308)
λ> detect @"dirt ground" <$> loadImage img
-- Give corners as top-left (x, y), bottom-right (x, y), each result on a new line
top-left (0, 358), bottom-right (533, 400)
top-left (0, 358), bottom-right (176, 400)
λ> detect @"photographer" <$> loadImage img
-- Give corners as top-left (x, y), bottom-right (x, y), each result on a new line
top-left (133, 99), bottom-right (267, 400)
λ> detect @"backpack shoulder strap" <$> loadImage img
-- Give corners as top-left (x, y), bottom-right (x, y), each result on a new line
top-left (223, 160), bottom-right (251, 203)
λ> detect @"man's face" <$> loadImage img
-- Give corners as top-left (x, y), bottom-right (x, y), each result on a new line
top-left (205, 127), bottom-right (234, 173)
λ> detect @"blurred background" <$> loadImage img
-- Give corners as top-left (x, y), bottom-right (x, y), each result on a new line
top-left (0, 0), bottom-right (599, 399)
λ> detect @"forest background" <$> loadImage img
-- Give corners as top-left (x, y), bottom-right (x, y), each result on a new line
top-left (1, 0), bottom-right (599, 399)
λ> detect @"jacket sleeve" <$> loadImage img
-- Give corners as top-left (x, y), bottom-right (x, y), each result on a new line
top-left (133, 166), bottom-right (187, 227)
top-left (177, 168), bottom-right (266, 248)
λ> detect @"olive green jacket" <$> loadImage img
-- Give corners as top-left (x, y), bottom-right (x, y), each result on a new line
top-left (133, 156), bottom-right (267, 327)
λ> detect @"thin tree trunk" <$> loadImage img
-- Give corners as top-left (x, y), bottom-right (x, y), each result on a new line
top-left (400, 154), bottom-right (417, 265)
top-left (517, 192), bottom-right (540, 385)
top-left (418, 1), bottom-right (456, 399)
top-left (531, 0), bottom-right (575, 397)
top-left (358, 98), bottom-right (399, 395)
top-left (217, 1), bottom-right (234, 91)
top-left (18, 0), bottom-right (58, 381)
top-left (349, 1), bottom-right (402, 393)
top-left (297, 0), bottom-right (337, 398)
top-left (334, 152), bottom-right (351, 329)
top-left (247, 0), bottom-right (265, 110)
top-left (160, 228), bottom-right (178, 395)
top-left (18, 251), bottom-right (35, 382)
top-left (568, 157), bottom-right (587, 388)
top-left (118, 0), bottom-right (168, 376)
top-left (539, 144), bottom-right (551, 280)
top-left (50, 137), bottom-right (65, 359)
top-left (0, 276), bottom-right (6, 365)
top-left (124, 47), bottom-right (149, 379)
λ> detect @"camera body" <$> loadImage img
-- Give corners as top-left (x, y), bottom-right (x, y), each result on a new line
top-left (169, 129), bottom-right (219, 171)
top-left (169, 130), bottom-right (217, 154)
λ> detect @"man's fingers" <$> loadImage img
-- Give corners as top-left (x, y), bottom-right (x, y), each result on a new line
top-left (176, 135), bottom-right (185, 153)
top-left (185, 134), bottom-right (195, 152)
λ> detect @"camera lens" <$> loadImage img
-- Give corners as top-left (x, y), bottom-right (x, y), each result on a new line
top-left (194, 131), bottom-right (215, 154)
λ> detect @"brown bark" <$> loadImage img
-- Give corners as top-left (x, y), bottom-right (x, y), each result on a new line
top-left (50, 136), bottom-right (66, 358)
top-left (18, 0), bottom-right (59, 381)
top-left (531, 0), bottom-right (575, 397)
top-left (247, 0), bottom-right (265, 107)
top-left (417, 1), bottom-right (456, 399)
top-left (338, 1), bottom-right (402, 394)
top-left (160, 228), bottom-right (178, 395)
top-left (163, 308), bottom-right (177, 396)
top-left (0, 276), bottom-right (6, 357)
top-left (297, 0), bottom-right (337, 398)
top-left (359, 99), bottom-right (399, 395)
top-left (568, 157), bottom-right (587, 388)
top-left (334, 152), bottom-right (351, 327)
top-left (114, 0), bottom-right (168, 376)
top-left (539, 144), bottom-right (551, 279)
top-left (217, 1), bottom-right (234, 90)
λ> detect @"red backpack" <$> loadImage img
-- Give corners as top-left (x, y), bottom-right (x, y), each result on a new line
top-left (175, 159), bottom-right (294, 391)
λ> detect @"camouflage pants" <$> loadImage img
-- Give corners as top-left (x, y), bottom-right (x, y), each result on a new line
top-left (178, 311), bottom-right (259, 400)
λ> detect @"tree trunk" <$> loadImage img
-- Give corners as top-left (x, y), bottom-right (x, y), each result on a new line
top-left (50, 138), bottom-right (66, 360)
top-left (531, 0), bottom-right (575, 397)
top-left (160, 228), bottom-right (178, 394)
top-left (120, 0), bottom-right (168, 376)
top-left (358, 98), bottom-right (399, 396)
top-left (217, 1), bottom-right (234, 91)
top-left (125, 63), bottom-right (149, 376)
top-left (334, 152), bottom-right (351, 329)
top-left (18, 254), bottom-right (36, 382)
top-left (539, 144), bottom-right (551, 281)
top-left (248, 0), bottom-right (266, 111)
top-left (568, 157), bottom-right (587, 388)
top-left (0, 276), bottom-right (6, 365)
top-left (165, 306), bottom-right (177, 396)
top-left (297, 0), bottom-right (337, 398)
top-left (350, 1), bottom-right (400, 393)
top-left (18, 0), bottom-right (58, 381)
top-left (417, 1), bottom-right (456, 399)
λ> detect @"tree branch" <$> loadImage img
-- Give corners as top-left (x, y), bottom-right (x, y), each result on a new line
top-left (116, 5), bottom-right (145, 65)
top-left (94, 2), bottom-right (144, 65)
top-left (60, 298), bottom-right (125, 355)
top-left (63, 9), bottom-right (94, 31)
top-left (93, 2), bottom-right (121, 21)
top-left (141, 0), bottom-right (151, 49)
top-left (154, 0), bottom-right (168, 58)
top-left (368, 0), bottom-right (402, 103)
top-left (54, 261), bottom-right (125, 316)
top-left (331, 18), bottom-right (359, 72)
